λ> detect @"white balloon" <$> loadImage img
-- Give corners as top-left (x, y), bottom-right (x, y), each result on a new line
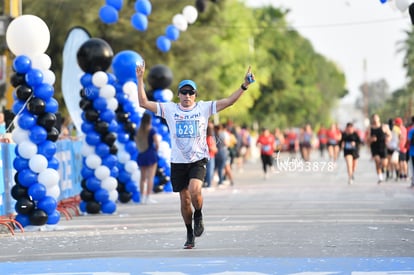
top-left (92, 71), bottom-right (108, 88)
top-left (172, 14), bottom-right (188, 32)
top-left (99, 84), bottom-right (116, 98)
top-left (38, 168), bottom-right (60, 187)
top-left (81, 144), bottom-right (95, 157)
top-left (42, 70), bottom-right (56, 85)
top-left (118, 151), bottom-right (131, 163)
top-left (131, 170), bottom-right (141, 182)
top-left (46, 185), bottom-right (60, 200)
top-left (12, 127), bottom-right (30, 144)
top-left (6, 14), bottom-right (50, 56)
top-left (17, 141), bottom-right (38, 159)
top-left (106, 97), bottom-right (119, 111)
top-left (109, 190), bottom-right (118, 202)
top-left (124, 160), bottom-right (139, 173)
top-left (122, 81), bottom-right (137, 95)
top-left (162, 89), bottom-right (174, 101)
top-left (101, 177), bottom-right (117, 191)
top-left (95, 165), bottom-right (110, 180)
top-left (85, 154), bottom-right (102, 169)
top-left (31, 53), bottom-right (51, 70)
top-left (182, 5), bottom-right (198, 24)
top-left (395, 0), bottom-right (410, 11)
top-left (29, 154), bottom-right (48, 173)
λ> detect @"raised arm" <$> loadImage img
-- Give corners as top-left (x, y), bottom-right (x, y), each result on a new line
top-left (216, 66), bottom-right (255, 112)
top-left (136, 61), bottom-right (157, 113)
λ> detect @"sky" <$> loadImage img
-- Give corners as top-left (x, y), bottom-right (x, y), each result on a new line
top-left (244, 0), bottom-right (412, 103)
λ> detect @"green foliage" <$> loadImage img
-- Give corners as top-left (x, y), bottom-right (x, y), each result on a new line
top-left (19, 0), bottom-right (346, 129)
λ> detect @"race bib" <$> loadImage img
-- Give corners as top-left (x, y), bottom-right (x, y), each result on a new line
top-left (176, 120), bottom-right (199, 138)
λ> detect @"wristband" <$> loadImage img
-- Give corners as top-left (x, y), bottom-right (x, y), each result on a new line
top-left (241, 84), bottom-right (248, 91)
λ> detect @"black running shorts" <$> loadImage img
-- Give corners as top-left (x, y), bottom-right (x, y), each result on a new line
top-left (170, 158), bottom-right (208, 192)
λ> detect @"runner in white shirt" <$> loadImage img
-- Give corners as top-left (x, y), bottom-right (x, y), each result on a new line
top-left (136, 61), bottom-right (255, 249)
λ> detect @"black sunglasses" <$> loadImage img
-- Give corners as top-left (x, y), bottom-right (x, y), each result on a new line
top-left (179, 89), bottom-right (196, 96)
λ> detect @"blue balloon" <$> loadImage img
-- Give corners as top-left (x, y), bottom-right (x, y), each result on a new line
top-left (15, 214), bottom-right (30, 227)
top-left (13, 156), bottom-right (29, 170)
top-left (164, 182), bottom-right (173, 192)
top-left (81, 121), bottom-right (94, 134)
top-left (33, 83), bottom-right (54, 100)
top-left (125, 181), bottom-right (137, 193)
top-left (131, 12), bottom-right (148, 32)
top-left (81, 166), bottom-right (94, 179)
top-left (86, 131), bottom-right (101, 146)
top-left (101, 200), bottom-right (116, 214)
top-left (94, 188), bottom-right (109, 203)
top-left (48, 157), bottom-right (60, 169)
top-left (47, 210), bottom-right (61, 225)
top-left (29, 125), bottom-right (48, 144)
top-left (93, 96), bottom-right (108, 111)
top-left (86, 176), bottom-right (101, 192)
top-left (37, 196), bottom-right (57, 215)
top-left (112, 50), bottom-right (143, 83)
top-left (28, 183), bottom-right (47, 201)
top-left (45, 97), bottom-right (59, 113)
top-left (116, 92), bottom-right (129, 104)
top-left (13, 55), bottom-right (32, 74)
top-left (99, 5), bottom-right (119, 24)
top-left (18, 169), bottom-right (38, 187)
top-left (80, 73), bottom-right (93, 87)
top-left (134, 0), bottom-right (152, 15)
top-left (12, 100), bottom-right (25, 115)
top-left (102, 154), bottom-right (117, 168)
top-left (79, 201), bottom-right (87, 213)
top-left (110, 166), bottom-right (119, 178)
top-left (379, 0), bottom-right (387, 3)
top-left (132, 191), bottom-right (140, 203)
top-left (100, 109), bottom-right (116, 122)
top-left (107, 0), bottom-right (123, 10)
top-left (96, 142), bottom-right (110, 158)
top-left (165, 25), bottom-right (180, 41)
top-left (84, 86), bottom-right (100, 100)
top-left (37, 140), bottom-right (57, 159)
top-left (108, 120), bottom-right (118, 132)
top-left (156, 36), bottom-right (171, 53)
top-left (18, 113), bottom-right (36, 130)
top-left (117, 132), bottom-right (130, 143)
top-left (125, 140), bottom-right (137, 154)
top-left (25, 68), bottom-right (43, 87)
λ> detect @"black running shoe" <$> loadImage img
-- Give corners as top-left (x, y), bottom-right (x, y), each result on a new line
top-left (194, 216), bottom-right (204, 237)
top-left (184, 233), bottom-right (195, 249)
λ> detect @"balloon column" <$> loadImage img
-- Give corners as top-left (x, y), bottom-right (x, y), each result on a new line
top-left (77, 38), bottom-right (119, 214)
top-left (156, 5), bottom-right (198, 53)
top-left (111, 50), bottom-right (144, 203)
top-left (146, 65), bottom-right (174, 192)
top-left (6, 14), bottom-right (61, 227)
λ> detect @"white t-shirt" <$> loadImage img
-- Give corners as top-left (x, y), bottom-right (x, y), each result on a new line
top-left (156, 101), bottom-right (217, 163)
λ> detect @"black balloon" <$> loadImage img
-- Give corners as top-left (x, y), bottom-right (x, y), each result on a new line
top-left (15, 85), bottom-right (33, 101)
top-left (103, 132), bottom-right (117, 146)
top-left (147, 65), bottom-right (173, 90)
top-left (80, 189), bottom-right (95, 202)
top-left (10, 73), bottom-right (26, 88)
top-left (77, 38), bottom-right (114, 73)
top-left (15, 197), bottom-right (35, 215)
top-left (86, 201), bottom-right (101, 214)
top-left (29, 209), bottom-right (48, 225)
top-left (79, 98), bottom-right (93, 110)
top-left (85, 109), bottom-right (99, 122)
top-left (109, 145), bottom-right (118, 155)
top-left (94, 121), bottom-right (109, 134)
top-left (195, 0), bottom-right (207, 12)
top-left (116, 112), bottom-right (129, 123)
top-left (38, 113), bottom-right (57, 131)
top-left (118, 191), bottom-right (132, 203)
top-left (47, 127), bottom-right (60, 142)
top-left (11, 184), bottom-right (28, 200)
top-left (124, 122), bottom-right (136, 134)
top-left (27, 97), bottom-right (46, 115)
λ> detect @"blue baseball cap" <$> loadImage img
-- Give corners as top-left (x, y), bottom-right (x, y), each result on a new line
top-left (178, 79), bottom-right (197, 90)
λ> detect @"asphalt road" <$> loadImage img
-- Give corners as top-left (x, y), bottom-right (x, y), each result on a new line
top-left (1, 148), bottom-right (414, 274)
